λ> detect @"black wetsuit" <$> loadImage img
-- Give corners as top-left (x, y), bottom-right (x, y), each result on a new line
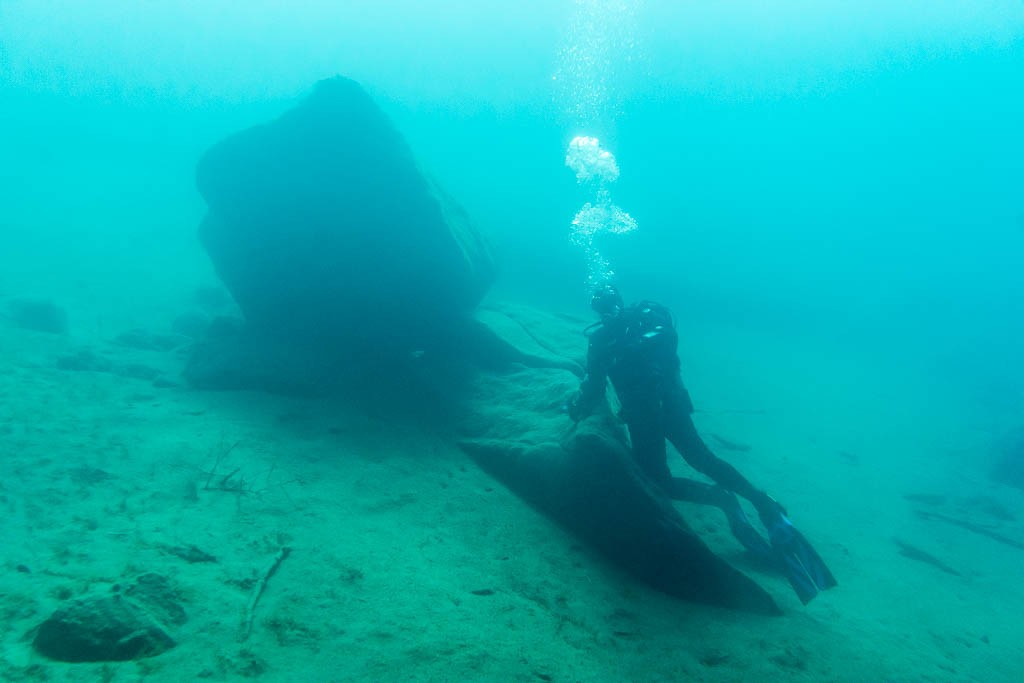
top-left (577, 301), bottom-right (765, 507)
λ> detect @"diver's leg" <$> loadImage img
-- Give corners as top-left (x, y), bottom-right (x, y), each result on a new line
top-left (622, 395), bottom-right (672, 485)
top-left (665, 477), bottom-right (773, 558)
top-left (662, 386), bottom-right (776, 514)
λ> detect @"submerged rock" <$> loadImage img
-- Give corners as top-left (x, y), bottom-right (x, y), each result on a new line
top-left (195, 76), bottom-right (495, 359)
top-left (32, 595), bottom-right (175, 662)
top-left (5, 298), bottom-right (68, 334)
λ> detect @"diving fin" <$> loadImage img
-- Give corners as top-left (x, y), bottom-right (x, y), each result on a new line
top-left (764, 513), bottom-right (838, 605)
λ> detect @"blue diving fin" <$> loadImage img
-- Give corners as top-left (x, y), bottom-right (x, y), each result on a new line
top-left (764, 513), bottom-right (838, 605)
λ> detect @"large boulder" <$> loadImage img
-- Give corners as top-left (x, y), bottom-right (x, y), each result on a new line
top-left (32, 594), bottom-right (176, 662)
top-left (195, 76), bottom-right (495, 356)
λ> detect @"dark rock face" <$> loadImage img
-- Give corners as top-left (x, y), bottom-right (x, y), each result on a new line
top-left (463, 422), bottom-right (781, 615)
top-left (195, 76), bottom-right (495, 357)
top-left (32, 595), bottom-right (175, 662)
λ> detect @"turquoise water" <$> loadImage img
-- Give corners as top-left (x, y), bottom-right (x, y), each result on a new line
top-left (2, 2), bottom-right (1024, 680)
top-left (4, 3), bottom-right (1021, 357)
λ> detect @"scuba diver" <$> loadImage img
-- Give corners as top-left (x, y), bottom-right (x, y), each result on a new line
top-left (567, 284), bottom-right (837, 604)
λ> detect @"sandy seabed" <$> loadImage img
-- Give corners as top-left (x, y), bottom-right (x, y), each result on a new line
top-left (2, 300), bottom-right (1022, 682)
